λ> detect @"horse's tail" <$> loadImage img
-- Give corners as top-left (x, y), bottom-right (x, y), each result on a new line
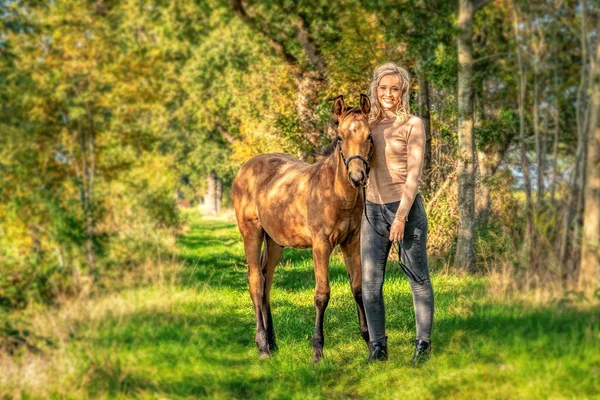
top-left (259, 232), bottom-right (269, 273)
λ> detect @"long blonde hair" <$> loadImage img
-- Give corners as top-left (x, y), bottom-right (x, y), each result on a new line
top-left (367, 62), bottom-right (411, 125)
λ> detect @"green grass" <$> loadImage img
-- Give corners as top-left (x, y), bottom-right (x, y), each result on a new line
top-left (3, 213), bottom-right (600, 399)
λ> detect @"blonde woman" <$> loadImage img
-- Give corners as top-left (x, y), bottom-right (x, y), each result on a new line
top-left (361, 62), bottom-right (434, 363)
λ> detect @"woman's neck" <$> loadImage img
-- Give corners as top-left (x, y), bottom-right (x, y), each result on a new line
top-left (380, 109), bottom-right (397, 120)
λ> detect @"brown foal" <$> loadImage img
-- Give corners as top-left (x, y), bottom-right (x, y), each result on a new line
top-left (233, 94), bottom-right (373, 362)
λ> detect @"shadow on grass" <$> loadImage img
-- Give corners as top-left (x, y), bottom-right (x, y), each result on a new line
top-left (176, 225), bottom-right (240, 255)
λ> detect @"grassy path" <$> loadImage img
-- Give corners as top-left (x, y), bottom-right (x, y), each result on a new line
top-left (5, 213), bottom-right (600, 399)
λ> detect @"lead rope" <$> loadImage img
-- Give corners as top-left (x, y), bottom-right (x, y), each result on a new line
top-left (361, 187), bottom-right (424, 284)
top-left (337, 133), bottom-right (423, 282)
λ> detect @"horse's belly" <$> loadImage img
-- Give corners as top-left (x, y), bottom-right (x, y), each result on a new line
top-left (259, 208), bottom-right (312, 248)
top-left (270, 231), bottom-right (312, 248)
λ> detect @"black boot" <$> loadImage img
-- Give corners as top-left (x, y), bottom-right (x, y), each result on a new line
top-left (367, 336), bottom-right (388, 362)
top-left (410, 339), bottom-right (430, 364)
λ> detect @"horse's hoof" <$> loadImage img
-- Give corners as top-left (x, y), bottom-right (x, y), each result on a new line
top-left (269, 343), bottom-right (279, 353)
top-left (258, 349), bottom-right (271, 360)
top-left (312, 349), bottom-right (324, 363)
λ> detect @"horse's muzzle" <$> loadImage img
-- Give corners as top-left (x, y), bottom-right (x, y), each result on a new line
top-left (349, 171), bottom-right (367, 188)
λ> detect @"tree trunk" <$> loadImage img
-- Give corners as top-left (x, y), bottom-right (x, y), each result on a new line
top-left (550, 63), bottom-right (560, 206)
top-left (476, 139), bottom-right (511, 221)
top-left (476, 150), bottom-right (494, 220)
top-left (560, 138), bottom-right (584, 273)
top-left (76, 111), bottom-right (96, 272)
top-left (455, 0), bottom-right (476, 272)
top-left (86, 106), bottom-right (96, 272)
top-left (542, 110), bottom-right (549, 200)
top-left (579, 37), bottom-right (600, 290)
top-left (573, 110), bottom-right (590, 281)
top-left (295, 71), bottom-right (324, 147)
top-left (418, 73), bottom-right (433, 192)
top-left (562, 0), bottom-right (591, 280)
top-left (474, 86), bottom-right (489, 221)
top-left (204, 171), bottom-right (219, 215)
top-left (216, 176), bottom-right (223, 215)
top-left (294, 12), bottom-right (326, 149)
top-left (533, 53), bottom-right (544, 208)
top-left (512, 4), bottom-right (534, 249)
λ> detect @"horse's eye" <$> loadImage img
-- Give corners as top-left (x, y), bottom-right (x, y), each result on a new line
top-left (336, 136), bottom-right (343, 142)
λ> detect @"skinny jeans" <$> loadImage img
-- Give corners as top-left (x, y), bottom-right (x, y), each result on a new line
top-left (360, 194), bottom-right (434, 344)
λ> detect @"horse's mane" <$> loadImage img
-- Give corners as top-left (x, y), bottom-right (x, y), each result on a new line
top-left (340, 107), bottom-right (367, 119)
top-left (319, 107), bottom-right (366, 158)
top-left (320, 137), bottom-right (339, 158)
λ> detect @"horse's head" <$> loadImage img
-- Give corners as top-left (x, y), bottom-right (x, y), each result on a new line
top-left (333, 94), bottom-right (373, 188)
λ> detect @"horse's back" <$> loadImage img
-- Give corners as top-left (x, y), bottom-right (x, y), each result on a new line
top-left (233, 153), bottom-right (307, 200)
top-left (233, 153), bottom-right (313, 247)
top-left (238, 153), bottom-right (305, 178)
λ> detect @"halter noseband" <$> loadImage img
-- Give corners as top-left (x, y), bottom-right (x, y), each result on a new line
top-left (337, 134), bottom-right (375, 175)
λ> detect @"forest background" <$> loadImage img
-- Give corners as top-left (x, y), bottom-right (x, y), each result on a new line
top-left (0, 0), bottom-right (599, 397)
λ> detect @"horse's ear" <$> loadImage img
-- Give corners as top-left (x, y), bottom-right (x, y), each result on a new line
top-left (333, 95), bottom-right (346, 117)
top-left (360, 94), bottom-right (371, 115)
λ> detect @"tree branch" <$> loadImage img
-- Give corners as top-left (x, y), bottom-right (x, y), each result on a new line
top-left (295, 11), bottom-right (326, 73)
top-left (229, 0), bottom-right (299, 68)
top-left (473, 52), bottom-right (511, 64)
top-left (215, 123), bottom-right (236, 144)
top-left (426, 171), bottom-right (456, 210)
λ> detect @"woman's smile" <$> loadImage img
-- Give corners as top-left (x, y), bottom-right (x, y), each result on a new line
top-left (377, 73), bottom-right (402, 111)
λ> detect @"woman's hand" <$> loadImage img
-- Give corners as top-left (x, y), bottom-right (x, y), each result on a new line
top-left (389, 219), bottom-right (406, 243)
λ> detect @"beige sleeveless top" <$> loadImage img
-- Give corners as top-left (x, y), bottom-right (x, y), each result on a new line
top-left (366, 114), bottom-right (426, 220)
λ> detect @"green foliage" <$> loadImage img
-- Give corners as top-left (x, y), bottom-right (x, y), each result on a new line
top-left (361, 0), bottom-right (457, 80)
top-left (475, 108), bottom-right (518, 149)
top-left (0, 0), bottom-right (181, 311)
top-left (430, 42), bottom-right (459, 87)
top-left (425, 179), bottom-right (459, 265)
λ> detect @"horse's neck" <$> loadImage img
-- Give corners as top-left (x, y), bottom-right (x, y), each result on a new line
top-left (328, 150), bottom-right (359, 204)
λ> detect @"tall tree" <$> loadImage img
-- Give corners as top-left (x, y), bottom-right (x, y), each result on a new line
top-left (579, 26), bottom-right (600, 290)
top-left (455, 0), bottom-right (476, 271)
top-left (532, 19), bottom-right (546, 208)
top-left (511, 1), bottom-right (534, 249)
top-left (559, 0), bottom-right (596, 278)
top-left (418, 71), bottom-right (433, 190)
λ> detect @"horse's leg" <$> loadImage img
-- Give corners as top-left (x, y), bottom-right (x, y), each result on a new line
top-left (261, 235), bottom-right (283, 352)
top-left (312, 239), bottom-right (333, 363)
top-left (341, 237), bottom-right (370, 345)
top-left (240, 224), bottom-right (270, 358)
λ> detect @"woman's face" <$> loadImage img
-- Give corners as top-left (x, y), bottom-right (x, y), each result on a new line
top-left (377, 73), bottom-right (402, 111)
